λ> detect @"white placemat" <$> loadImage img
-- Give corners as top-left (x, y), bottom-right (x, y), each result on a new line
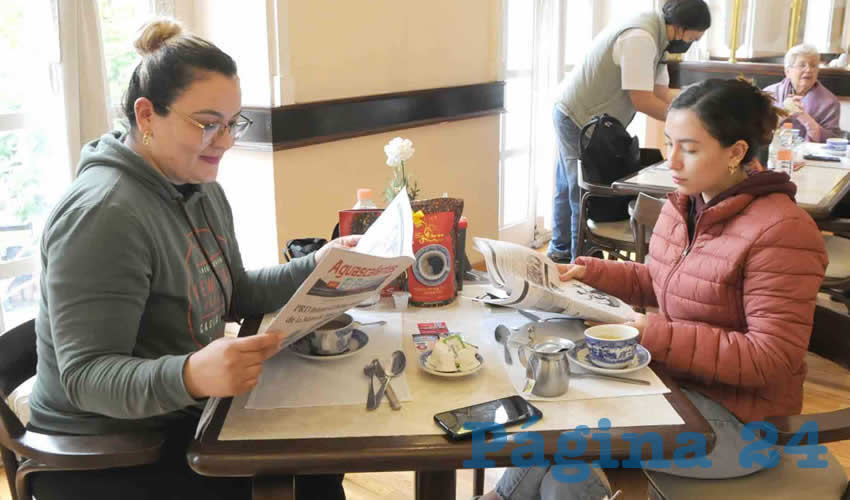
top-left (245, 309), bottom-right (410, 409)
top-left (218, 289), bottom-right (685, 440)
top-left (501, 341), bottom-right (669, 402)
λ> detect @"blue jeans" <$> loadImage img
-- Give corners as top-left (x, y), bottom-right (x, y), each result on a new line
top-left (548, 107), bottom-right (582, 261)
top-left (493, 389), bottom-right (768, 499)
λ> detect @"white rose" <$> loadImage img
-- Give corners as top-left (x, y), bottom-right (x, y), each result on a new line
top-left (384, 137), bottom-right (415, 167)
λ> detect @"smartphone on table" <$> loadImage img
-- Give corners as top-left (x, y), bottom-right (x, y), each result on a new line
top-left (433, 395), bottom-right (542, 440)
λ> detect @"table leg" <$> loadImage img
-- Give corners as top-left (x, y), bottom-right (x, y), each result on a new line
top-left (473, 468), bottom-right (485, 496)
top-left (252, 475), bottom-right (295, 500)
top-left (415, 470), bottom-right (456, 500)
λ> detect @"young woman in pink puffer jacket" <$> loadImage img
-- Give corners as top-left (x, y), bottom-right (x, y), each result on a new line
top-left (483, 78), bottom-right (828, 500)
top-left (568, 79), bottom-right (828, 425)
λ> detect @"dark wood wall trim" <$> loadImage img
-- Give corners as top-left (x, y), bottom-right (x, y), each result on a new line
top-left (235, 82), bottom-right (505, 152)
top-left (668, 61), bottom-right (850, 97)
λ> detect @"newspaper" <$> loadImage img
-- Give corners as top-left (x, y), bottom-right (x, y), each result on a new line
top-left (196, 191), bottom-right (415, 438)
top-left (473, 237), bottom-right (637, 323)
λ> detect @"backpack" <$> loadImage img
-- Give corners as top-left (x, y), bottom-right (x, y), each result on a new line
top-left (579, 114), bottom-right (641, 222)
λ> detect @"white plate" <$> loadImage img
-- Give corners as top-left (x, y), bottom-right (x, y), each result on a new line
top-left (289, 330), bottom-right (369, 361)
top-left (419, 351), bottom-right (484, 377)
top-left (567, 339), bottom-right (651, 374)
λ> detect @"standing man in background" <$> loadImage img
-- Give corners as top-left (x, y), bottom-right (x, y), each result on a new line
top-left (547, 0), bottom-right (711, 263)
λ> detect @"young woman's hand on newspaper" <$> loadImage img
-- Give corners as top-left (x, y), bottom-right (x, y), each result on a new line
top-left (557, 263), bottom-right (586, 282)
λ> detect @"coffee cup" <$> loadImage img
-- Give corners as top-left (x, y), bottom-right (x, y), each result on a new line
top-left (584, 324), bottom-right (639, 369)
top-left (826, 138), bottom-right (848, 152)
top-left (306, 313), bottom-right (359, 355)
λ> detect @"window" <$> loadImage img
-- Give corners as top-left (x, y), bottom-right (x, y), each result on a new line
top-left (501, 0), bottom-right (664, 244)
top-left (0, 0), bottom-right (168, 332)
top-left (500, 0), bottom-right (534, 229)
top-left (0, 0), bottom-right (68, 331)
top-left (98, 0), bottom-right (155, 129)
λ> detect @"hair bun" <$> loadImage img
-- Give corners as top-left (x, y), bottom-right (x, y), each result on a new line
top-left (134, 18), bottom-right (183, 55)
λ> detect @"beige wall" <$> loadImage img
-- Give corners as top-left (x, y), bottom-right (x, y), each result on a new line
top-left (273, 0), bottom-right (503, 265)
top-left (286, 0), bottom-right (502, 102)
top-left (273, 117), bottom-right (501, 264)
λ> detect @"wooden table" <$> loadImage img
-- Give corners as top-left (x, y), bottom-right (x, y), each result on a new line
top-left (613, 159), bottom-right (850, 220)
top-left (187, 289), bottom-right (715, 500)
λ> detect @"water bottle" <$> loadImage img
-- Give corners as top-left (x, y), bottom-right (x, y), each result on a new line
top-left (767, 129), bottom-right (781, 170)
top-left (770, 123), bottom-right (795, 174)
top-left (352, 188), bottom-right (378, 209)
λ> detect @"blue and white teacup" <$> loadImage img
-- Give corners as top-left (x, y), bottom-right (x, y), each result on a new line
top-left (584, 324), bottom-right (639, 369)
top-left (826, 138), bottom-right (848, 153)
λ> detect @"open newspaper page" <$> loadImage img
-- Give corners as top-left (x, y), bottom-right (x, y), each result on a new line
top-left (196, 191), bottom-right (414, 437)
top-left (473, 237), bottom-right (636, 323)
top-left (263, 189), bottom-right (415, 349)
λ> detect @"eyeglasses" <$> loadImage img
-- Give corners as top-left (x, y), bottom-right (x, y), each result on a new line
top-left (167, 107), bottom-right (253, 144)
top-left (790, 61), bottom-right (818, 70)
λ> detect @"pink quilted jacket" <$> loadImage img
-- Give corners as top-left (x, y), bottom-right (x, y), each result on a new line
top-left (576, 172), bottom-right (828, 422)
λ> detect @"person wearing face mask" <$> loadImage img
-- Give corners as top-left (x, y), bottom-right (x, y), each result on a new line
top-left (763, 43), bottom-right (841, 143)
top-left (547, 0), bottom-right (711, 264)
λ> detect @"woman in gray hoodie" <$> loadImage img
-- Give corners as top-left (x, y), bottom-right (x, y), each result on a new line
top-left (28, 18), bottom-right (354, 500)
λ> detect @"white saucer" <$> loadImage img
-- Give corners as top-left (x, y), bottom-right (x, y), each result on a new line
top-left (567, 339), bottom-right (651, 374)
top-left (290, 330), bottom-right (369, 361)
top-left (419, 351), bottom-right (484, 377)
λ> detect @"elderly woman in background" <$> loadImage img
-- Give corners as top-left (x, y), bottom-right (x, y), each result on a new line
top-left (764, 43), bottom-right (841, 142)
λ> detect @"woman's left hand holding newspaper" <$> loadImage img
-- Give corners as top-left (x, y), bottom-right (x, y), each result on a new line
top-left (314, 235), bottom-right (362, 264)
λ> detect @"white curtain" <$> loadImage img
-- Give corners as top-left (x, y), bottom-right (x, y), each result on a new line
top-left (57, 0), bottom-right (111, 174)
top-left (530, 0), bottom-right (563, 236)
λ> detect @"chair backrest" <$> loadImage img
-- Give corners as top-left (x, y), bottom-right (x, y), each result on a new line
top-left (630, 193), bottom-right (666, 263)
top-left (0, 319), bottom-right (37, 400)
top-left (0, 319), bottom-right (36, 500)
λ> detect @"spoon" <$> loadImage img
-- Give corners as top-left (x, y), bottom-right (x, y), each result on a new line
top-left (358, 320), bottom-right (387, 327)
top-left (518, 309), bottom-right (575, 323)
top-left (364, 361), bottom-right (378, 410)
top-left (375, 350), bottom-right (406, 409)
top-left (494, 325), bottom-right (513, 365)
top-left (571, 372), bottom-right (650, 386)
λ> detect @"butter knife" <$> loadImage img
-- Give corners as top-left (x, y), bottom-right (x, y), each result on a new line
top-left (374, 361), bottom-right (401, 410)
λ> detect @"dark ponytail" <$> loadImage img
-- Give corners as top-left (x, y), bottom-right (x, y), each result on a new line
top-left (670, 78), bottom-right (787, 163)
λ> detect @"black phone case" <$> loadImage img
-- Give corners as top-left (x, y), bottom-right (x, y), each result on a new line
top-left (433, 397), bottom-right (542, 440)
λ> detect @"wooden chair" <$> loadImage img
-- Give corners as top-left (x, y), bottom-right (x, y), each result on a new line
top-left (817, 218), bottom-right (850, 312)
top-left (644, 306), bottom-right (850, 499)
top-left (629, 193), bottom-right (666, 264)
top-left (0, 320), bottom-right (165, 500)
top-left (576, 149), bottom-right (663, 260)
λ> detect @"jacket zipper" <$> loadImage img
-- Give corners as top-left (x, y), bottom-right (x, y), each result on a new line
top-left (659, 213), bottom-right (702, 321)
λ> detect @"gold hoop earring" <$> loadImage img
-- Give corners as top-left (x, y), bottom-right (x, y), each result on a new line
top-left (142, 131), bottom-right (152, 146)
top-left (728, 162), bottom-right (740, 175)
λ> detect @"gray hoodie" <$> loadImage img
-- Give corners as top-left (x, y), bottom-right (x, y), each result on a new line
top-left (29, 131), bottom-right (315, 434)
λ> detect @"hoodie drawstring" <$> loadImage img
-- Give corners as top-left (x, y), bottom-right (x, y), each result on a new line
top-left (178, 198), bottom-right (235, 325)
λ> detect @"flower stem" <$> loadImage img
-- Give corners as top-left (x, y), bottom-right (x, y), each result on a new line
top-left (400, 160), bottom-right (408, 191)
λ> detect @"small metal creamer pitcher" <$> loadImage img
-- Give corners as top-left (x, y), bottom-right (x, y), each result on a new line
top-left (518, 339), bottom-right (573, 397)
